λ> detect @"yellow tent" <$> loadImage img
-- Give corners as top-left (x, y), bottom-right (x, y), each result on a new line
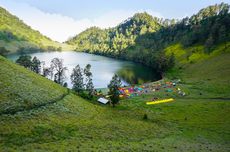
top-left (146, 98), bottom-right (174, 105)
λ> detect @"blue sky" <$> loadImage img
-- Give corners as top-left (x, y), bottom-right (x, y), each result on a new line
top-left (0, 0), bottom-right (229, 42)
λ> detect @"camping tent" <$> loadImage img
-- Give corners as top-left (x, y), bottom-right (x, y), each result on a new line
top-left (98, 97), bottom-right (109, 104)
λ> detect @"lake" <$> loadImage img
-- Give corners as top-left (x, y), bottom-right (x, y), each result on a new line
top-left (7, 51), bottom-right (160, 88)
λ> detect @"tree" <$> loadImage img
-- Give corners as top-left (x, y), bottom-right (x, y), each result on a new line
top-left (218, 26), bottom-right (227, 49)
top-left (168, 53), bottom-right (175, 68)
top-left (0, 47), bottom-right (9, 57)
top-left (84, 64), bottom-right (94, 95)
top-left (31, 56), bottom-right (41, 74)
top-left (50, 58), bottom-right (67, 85)
top-left (63, 82), bottom-right (68, 88)
top-left (42, 67), bottom-right (52, 78)
top-left (16, 55), bottom-right (32, 69)
top-left (71, 65), bottom-right (84, 92)
top-left (205, 35), bottom-right (214, 53)
top-left (108, 74), bottom-right (122, 107)
top-left (86, 77), bottom-right (94, 96)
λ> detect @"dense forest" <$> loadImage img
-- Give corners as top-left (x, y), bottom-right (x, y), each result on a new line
top-left (67, 3), bottom-right (230, 75)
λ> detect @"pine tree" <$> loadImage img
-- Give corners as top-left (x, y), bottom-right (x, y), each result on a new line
top-left (218, 26), bottom-right (227, 49)
top-left (71, 65), bottom-right (84, 92)
top-left (108, 74), bottom-right (122, 107)
top-left (31, 56), bottom-right (41, 74)
top-left (205, 35), bottom-right (214, 53)
top-left (84, 64), bottom-right (94, 95)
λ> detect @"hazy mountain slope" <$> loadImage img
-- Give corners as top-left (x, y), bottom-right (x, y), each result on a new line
top-left (0, 7), bottom-right (73, 54)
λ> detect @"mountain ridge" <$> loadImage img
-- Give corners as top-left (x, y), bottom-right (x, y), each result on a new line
top-left (0, 7), bottom-right (73, 54)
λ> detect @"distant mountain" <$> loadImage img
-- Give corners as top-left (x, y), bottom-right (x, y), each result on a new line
top-left (0, 7), bottom-right (72, 55)
top-left (66, 12), bottom-right (162, 55)
top-left (67, 3), bottom-right (230, 75)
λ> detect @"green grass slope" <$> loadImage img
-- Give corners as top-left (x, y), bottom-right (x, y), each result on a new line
top-left (166, 43), bottom-right (230, 98)
top-left (0, 55), bottom-right (229, 151)
top-left (0, 56), bottom-right (68, 114)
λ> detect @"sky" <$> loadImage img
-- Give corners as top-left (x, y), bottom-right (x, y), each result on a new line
top-left (0, 0), bottom-right (229, 42)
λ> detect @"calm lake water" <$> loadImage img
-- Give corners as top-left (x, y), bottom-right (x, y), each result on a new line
top-left (7, 51), bottom-right (160, 88)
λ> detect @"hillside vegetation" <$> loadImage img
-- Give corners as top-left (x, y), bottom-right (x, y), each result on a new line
top-left (67, 3), bottom-right (230, 74)
top-left (0, 55), bottom-right (229, 151)
top-left (67, 12), bottom-right (161, 54)
top-left (0, 7), bottom-right (73, 54)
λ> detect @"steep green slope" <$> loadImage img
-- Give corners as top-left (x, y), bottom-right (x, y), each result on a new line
top-left (0, 55), bottom-right (68, 114)
top-left (179, 52), bottom-right (230, 98)
top-left (0, 7), bottom-right (73, 54)
top-left (0, 55), bottom-right (229, 151)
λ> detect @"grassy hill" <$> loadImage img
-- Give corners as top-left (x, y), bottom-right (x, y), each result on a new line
top-left (0, 48), bottom-right (230, 151)
top-left (0, 55), bottom-right (68, 114)
top-left (0, 7), bottom-right (73, 54)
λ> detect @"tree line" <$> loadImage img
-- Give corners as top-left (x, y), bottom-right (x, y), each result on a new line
top-left (66, 3), bottom-right (230, 76)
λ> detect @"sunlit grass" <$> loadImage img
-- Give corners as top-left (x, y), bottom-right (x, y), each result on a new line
top-left (0, 42), bottom-right (230, 151)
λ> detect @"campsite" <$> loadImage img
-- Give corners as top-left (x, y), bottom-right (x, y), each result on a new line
top-left (96, 79), bottom-right (185, 106)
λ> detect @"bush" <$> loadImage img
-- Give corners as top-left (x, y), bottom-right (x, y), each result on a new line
top-left (143, 114), bottom-right (148, 120)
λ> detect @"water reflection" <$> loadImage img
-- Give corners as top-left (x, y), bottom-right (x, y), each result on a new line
top-left (116, 63), bottom-right (160, 85)
top-left (7, 51), bottom-right (160, 88)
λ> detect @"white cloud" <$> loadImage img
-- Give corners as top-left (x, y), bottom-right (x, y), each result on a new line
top-left (0, 1), bottom-right (163, 42)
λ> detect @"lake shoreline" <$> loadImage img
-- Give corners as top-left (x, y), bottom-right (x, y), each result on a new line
top-left (6, 51), bottom-right (161, 88)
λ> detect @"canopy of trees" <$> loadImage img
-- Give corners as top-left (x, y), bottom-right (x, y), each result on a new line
top-left (67, 3), bottom-right (230, 75)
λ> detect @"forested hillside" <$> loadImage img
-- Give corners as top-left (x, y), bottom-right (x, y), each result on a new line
top-left (67, 12), bottom-right (162, 56)
top-left (67, 3), bottom-right (230, 75)
top-left (0, 7), bottom-right (72, 55)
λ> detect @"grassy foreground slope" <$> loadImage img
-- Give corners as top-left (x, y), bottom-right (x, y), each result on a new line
top-left (0, 55), bottom-right (230, 151)
top-left (0, 56), bottom-right (68, 114)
